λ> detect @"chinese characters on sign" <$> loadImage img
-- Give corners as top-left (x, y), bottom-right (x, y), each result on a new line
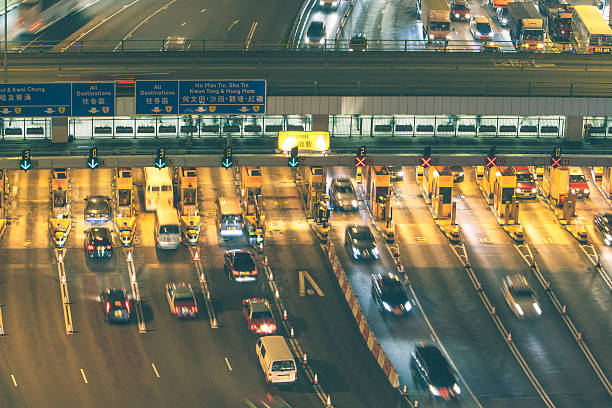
top-left (178, 80), bottom-right (266, 114)
top-left (71, 82), bottom-right (115, 116)
top-left (0, 83), bottom-right (71, 117)
top-left (135, 81), bottom-right (179, 115)
top-left (277, 131), bottom-right (330, 152)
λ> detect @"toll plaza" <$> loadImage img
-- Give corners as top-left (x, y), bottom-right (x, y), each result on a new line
top-left (601, 167), bottom-right (612, 199)
top-left (175, 167), bottom-right (201, 246)
top-left (540, 166), bottom-right (587, 243)
top-left (48, 168), bottom-right (71, 248)
top-left (476, 166), bottom-right (523, 243)
top-left (113, 168), bottom-right (136, 247)
top-left (296, 165), bottom-right (329, 241)
top-left (363, 166), bottom-right (394, 243)
top-left (235, 166), bottom-right (265, 251)
top-left (419, 166), bottom-right (459, 243)
top-left (0, 170), bottom-right (8, 240)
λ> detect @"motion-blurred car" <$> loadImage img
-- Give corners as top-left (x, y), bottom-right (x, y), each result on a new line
top-left (411, 344), bottom-right (461, 400)
top-left (470, 16), bottom-right (494, 40)
top-left (100, 288), bottom-right (130, 323)
top-left (242, 298), bottom-right (277, 334)
top-left (449, 166), bottom-right (464, 182)
top-left (345, 224), bottom-right (379, 260)
top-left (450, 0), bottom-right (471, 21)
top-left (496, 6), bottom-right (509, 27)
top-left (319, 0), bottom-right (338, 10)
top-left (568, 167), bottom-right (589, 198)
top-left (594, 212), bottom-right (612, 245)
top-left (245, 394), bottom-right (292, 408)
top-left (387, 166), bottom-right (404, 181)
top-left (371, 273), bottom-right (412, 316)
top-left (162, 35), bottom-right (190, 51)
top-left (330, 177), bottom-right (358, 211)
top-left (84, 227), bottom-right (113, 259)
top-left (84, 195), bottom-right (111, 223)
top-left (225, 249), bottom-right (258, 281)
top-left (349, 33), bottom-right (368, 51)
top-left (165, 282), bottom-right (199, 318)
top-left (513, 166), bottom-right (537, 199)
top-left (502, 274), bottom-right (542, 318)
top-left (480, 41), bottom-right (501, 52)
top-left (305, 21), bottom-right (326, 46)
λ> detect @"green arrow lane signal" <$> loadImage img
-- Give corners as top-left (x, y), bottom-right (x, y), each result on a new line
top-left (20, 148), bottom-right (32, 172)
top-left (87, 147), bottom-right (99, 170)
top-left (222, 146), bottom-right (233, 168)
top-left (288, 145), bottom-right (299, 168)
top-left (155, 147), bottom-right (167, 169)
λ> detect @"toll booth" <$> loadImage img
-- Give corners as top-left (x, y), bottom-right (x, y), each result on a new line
top-left (416, 165), bottom-right (424, 186)
top-left (593, 167), bottom-right (603, 183)
top-left (430, 167), bottom-right (454, 219)
top-left (49, 168), bottom-right (71, 248)
top-left (240, 167), bottom-right (262, 216)
top-left (491, 167), bottom-right (519, 222)
top-left (365, 166), bottom-right (391, 221)
top-left (543, 166), bottom-right (569, 207)
top-left (474, 166), bottom-right (484, 181)
top-left (0, 170), bottom-right (8, 240)
top-left (174, 167), bottom-right (201, 246)
top-left (113, 168), bottom-right (136, 247)
top-left (298, 166), bottom-right (326, 219)
top-left (602, 168), bottom-right (612, 199)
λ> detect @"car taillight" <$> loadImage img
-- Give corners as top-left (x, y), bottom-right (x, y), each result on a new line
top-left (125, 301), bottom-right (130, 312)
top-left (191, 306), bottom-right (198, 313)
top-left (232, 270), bottom-right (239, 276)
top-left (173, 306), bottom-right (178, 314)
top-left (250, 323), bottom-right (257, 330)
top-left (87, 244), bottom-right (94, 251)
top-left (105, 302), bottom-right (110, 313)
top-left (114, 301), bottom-right (122, 307)
top-left (179, 236), bottom-right (182, 243)
top-left (267, 372), bottom-right (272, 381)
top-left (107, 245), bottom-right (112, 250)
top-left (252, 269), bottom-right (258, 275)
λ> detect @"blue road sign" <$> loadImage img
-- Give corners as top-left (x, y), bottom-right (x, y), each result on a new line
top-left (178, 80), bottom-right (266, 115)
top-left (0, 83), bottom-right (71, 117)
top-left (136, 81), bottom-right (179, 115)
top-left (71, 82), bottom-right (115, 116)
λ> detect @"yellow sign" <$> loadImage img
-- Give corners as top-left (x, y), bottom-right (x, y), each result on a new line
top-left (278, 131), bottom-right (330, 152)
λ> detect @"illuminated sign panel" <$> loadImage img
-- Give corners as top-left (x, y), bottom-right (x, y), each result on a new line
top-left (277, 131), bottom-right (330, 152)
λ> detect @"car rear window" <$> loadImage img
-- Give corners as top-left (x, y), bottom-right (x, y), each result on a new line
top-left (516, 173), bottom-right (533, 182)
top-left (352, 228), bottom-right (374, 241)
top-left (334, 183), bottom-right (354, 194)
top-left (476, 23), bottom-right (491, 33)
top-left (160, 225), bottom-right (180, 234)
top-left (235, 253), bottom-right (255, 270)
top-left (454, 4), bottom-right (468, 10)
top-left (271, 360), bottom-right (295, 372)
top-left (252, 311), bottom-right (273, 320)
top-left (569, 175), bottom-right (586, 183)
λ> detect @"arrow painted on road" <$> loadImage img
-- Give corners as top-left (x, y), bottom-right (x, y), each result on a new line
top-left (44, 108), bottom-right (55, 114)
top-left (287, 157), bottom-right (299, 168)
top-left (87, 158), bottom-right (99, 169)
top-left (88, 107), bottom-right (99, 114)
top-left (155, 158), bottom-right (166, 169)
top-left (222, 158), bottom-right (233, 168)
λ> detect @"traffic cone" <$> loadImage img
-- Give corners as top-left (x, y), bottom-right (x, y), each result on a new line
top-left (402, 384), bottom-right (407, 396)
top-left (274, 288), bottom-right (280, 299)
top-left (561, 305), bottom-right (566, 315)
top-left (303, 353), bottom-right (307, 365)
top-left (200, 272), bottom-right (205, 282)
top-left (194, 250), bottom-right (199, 261)
top-left (283, 309), bottom-right (287, 320)
top-left (325, 394), bottom-right (331, 407)
top-left (577, 332), bottom-right (582, 342)
top-left (263, 256), bottom-right (268, 266)
top-left (491, 306), bottom-right (496, 316)
top-left (290, 326), bottom-right (294, 338)
top-left (127, 251), bottom-right (132, 262)
top-left (313, 372), bottom-right (318, 384)
top-left (507, 332), bottom-right (512, 343)
top-left (212, 317), bottom-right (218, 328)
top-left (268, 271), bottom-right (274, 281)
top-left (58, 252), bottom-right (63, 263)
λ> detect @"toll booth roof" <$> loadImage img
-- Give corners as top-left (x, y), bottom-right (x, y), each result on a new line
top-left (500, 167), bottom-right (514, 176)
top-left (118, 168), bottom-right (132, 178)
top-left (374, 166), bottom-right (389, 175)
top-left (182, 168), bottom-right (197, 177)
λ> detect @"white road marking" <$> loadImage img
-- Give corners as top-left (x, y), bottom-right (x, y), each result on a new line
top-left (181, 21), bottom-right (186, 27)
top-left (114, 0), bottom-right (178, 51)
top-left (298, 270), bottom-right (325, 297)
top-left (80, 368), bottom-right (88, 384)
top-left (227, 19), bottom-right (240, 31)
top-left (10, 374), bottom-right (17, 387)
top-left (224, 357), bottom-right (233, 371)
top-left (200, 8), bottom-right (206, 12)
top-left (245, 21), bottom-right (258, 50)
top-left (151, 363), bottom-right (160, 378)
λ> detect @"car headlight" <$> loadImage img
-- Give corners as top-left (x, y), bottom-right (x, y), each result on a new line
top-left (453, 383), bottom-right (461, 394)
top-left (319, 37), bottom-right (325, 44)
top-left (352, 246), bottom-right (360, 257)
top-left (430, 34), bottom-right (434, 39)
top-left (455, 13), bottom-right (460, 17)
top-left (570, 188), bottom-right (576, 194)
top-left (397, 171), bottom-right (404, 177)
top-left (531, 188), bottom-right (537, 193)
top-left (382, 301), bottom-right (393, 312)
top-left (319, 0), bottom-right (325, 4)
top-left (515, 303), bottom-right (524, 316)
top-left (351, 200), bottom-right (358, 207)
top-left (429, 384), bottom-right (440, 396)
top-left (533, 303), bottom-right (542, 315)
top-left (584, 189), bottom-right (589, 194)
top-left (372, 247), bottom-right (379, 257)
top-left (537, 43), bottom-right (544, 49)
top-left (404, 301), bottom-right (412, 311)
top-left (516, 188), bottom-right (522, 193)
top-left (446, 34), bottom-right (451, 39)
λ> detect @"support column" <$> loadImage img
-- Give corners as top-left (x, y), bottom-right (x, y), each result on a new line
top-left (311, 114), bottom-right (329, 132)
top-left (564, 115), bottom-right (583, 143)
top-left (51, 117), bottom-right (69, 143)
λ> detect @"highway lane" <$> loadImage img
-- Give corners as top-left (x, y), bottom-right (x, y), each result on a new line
top-left (260, 166), bottom-right (400, 408)
top-left (454, 167), bottom-right (611, 408)
top-left (392, 166), bottom-right (542, 408)
top-left (324, 166), bottom-right (455, 405)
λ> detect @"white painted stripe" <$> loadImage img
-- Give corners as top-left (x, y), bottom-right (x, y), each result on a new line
top-left (114, 0), bottom-right (178, 50)
top-left (80, 369), bottom-right (88, 384)
top-left (151, 363), bottom-right (160, 378)
top-left (10, 374), bottom-right (17, 387)
top-left (224, 357), bottom-right (232, 371)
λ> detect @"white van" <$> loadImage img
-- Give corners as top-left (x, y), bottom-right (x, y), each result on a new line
top-left (155, 206), bottom-right (181, 249)
top-left (256, 336), bottom-right (297, 384)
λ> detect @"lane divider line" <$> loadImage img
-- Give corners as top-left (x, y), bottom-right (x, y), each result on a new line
top-left (125, 249), bottom-right (146, 333)
top-left (151, 363), bottom-right (160, 378)
top-left (10, 374), bottom-right (17, 387)
top-left (224, 357), bottom-right (232, 372)
top-left (0, 304), bottom-right (5, 336)
top-left (80, 368), bottom-right (88, 384)
top-left (55, 249), bottom-right (74, 334)
top-left (189, 246), bottom-right (218, 329)
top-left (244, 21), bottom-right (258, 50)
top-left (114, 0), bottom-right (178, 51)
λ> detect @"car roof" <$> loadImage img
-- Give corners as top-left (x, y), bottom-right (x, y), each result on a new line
top-left (415, 345), bottom-right (454, 384)
top-left (506, 274), bottom-right (531, 291)
top-left (89, 195), bottom-right (108, 201)
top-left (173, 284), bottom-right (193, 297)
top-left (569, 167), bottom-right (584, 175)
top-left (333, 177), bottom-right (351, 184)
top-left (89, 227), bottom-right (110, 237)
top-left (250, 301), bottom-right (271, 313)
top-left (104, 288), bottom-right (125, 299)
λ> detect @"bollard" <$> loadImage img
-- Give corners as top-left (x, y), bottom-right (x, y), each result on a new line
top-left (139, 321), bottom-right (146, 333)
top-left (561, 304), bottom-right (566, 315)
top-left (577, 332), bottom-right (582, 342)
top-left (127, 251), bottom-right (132, 262)
top-left (200, 272), bottom-right (205, 282)
top-left (402, 384), bottom-right (407, 396)
top-left (212, 317), bottom-right (218, 328)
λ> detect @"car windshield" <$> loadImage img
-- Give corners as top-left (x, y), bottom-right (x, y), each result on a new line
top-left (308, 23), bottom-right (324, 37)
top-left (221, 214), bottom-right (242, 224)
top-left (160, 225), bottom-right (180, 234)
top-left (420, 347), bottom-right (455, 386)
top-left (512, 287), bottom-right (533, 298)
top-left (476, 23), bottom-right (491, 33)
top-left (174, 287), bottom-right (193, 301)
top-left (351, 36), bottom-right (366, 44)
top-left (569, 175), bottom-right (586, 183)
top-left (271, 360), bottom-right (295, 372)
top-left (107, 291), bottom-right (125, 301)
top-left (252, 311), bottom-right (273, 320)
top-left (334, 183), bottom-right (354, 194)
top-left (87, 198), bottom-right (108, 211)
top-left (235, 253), bottom-right (255, 270)
top-left (454, 4), bottom-right (468, 10)
top-left (352, 227), bottom-right (374, 242)
top-left (523, 30), bottom-right (543, 41)
top-left (431, 22), bottom-right (450, 31)
top-left (516, 173), bottom-right (533, 182)
top-left (450, 166), bottom-right (463, 173)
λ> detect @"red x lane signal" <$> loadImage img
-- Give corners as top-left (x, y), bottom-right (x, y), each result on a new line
top-left (550, 156), bottom-right (562, 168)
top-left (485, 156), bottom-right (497, 168)
top-left (355, 156), bottom-right (367, 167)
top-left (420, 156), bottom-right (432, 168)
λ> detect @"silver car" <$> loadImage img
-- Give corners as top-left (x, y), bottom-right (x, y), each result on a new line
top-left (330, 177), bottom-right (358, 211)
top-left (502, 274), bottom-right (542, 319)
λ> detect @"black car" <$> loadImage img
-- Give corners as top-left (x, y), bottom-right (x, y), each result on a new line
top-left (449, 166), bottom-right (464, 182)
top-left (387, 166), bottom-right (404, 181)
top-left (345, 224), bottom-right (379, 260)
top-left (594, 212), bottom-right (612, 245)
top-left (349, 33), bottom-right (367, 51)
top-left (85, 195), bottom-right (111, 223)
top-left (306, 21), bottom-right (326, 46)
top-left (411, 344), bottom-right (461, 400)
top-left (224, 250), bottom-right (258, 281)
top-left (100, 288), bottom-right (130, 323)
top-left (371, 273), bottom-right (411, 315)
top-left (84, 227), bottom-right (113, 259)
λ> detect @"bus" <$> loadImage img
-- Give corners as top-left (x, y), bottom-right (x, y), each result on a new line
top-left (571, 5), bottom-right (612, 53)
top-left (144, 167), bottom-right (173, 212)
top-left (216, 196), bottom-right (245, 238)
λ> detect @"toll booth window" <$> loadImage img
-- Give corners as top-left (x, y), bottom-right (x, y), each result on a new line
top-left (312, 168), bottom-right (323, 175)
top-left (152, 186), bottom-right (160, 192)
top-left (119, 170), bottom-right (131, 178)
top-left (54, 171), bottom-right (67, 179)
top-left (184, 169), bottom-right (197, 177)
top-left (249, 169), bottom-right (261, 176)
top-left (53, 191), bottom-right (67, 207)
top-left (501, 187), bottom-right (514, 204)
top-left (183, 188), bottom-right (196, 206)
top-left (161, 185), bottom-right (172, 192)
top-left (118, 190), bottom-right (131, 207)
top-left (439, 187), bottom-right (452, 204)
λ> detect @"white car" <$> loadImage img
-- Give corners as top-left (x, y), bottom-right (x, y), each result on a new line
top-left (502, 274), bottom-right (542, 319)
top-left (470, 16), bottom-right (494, 40)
